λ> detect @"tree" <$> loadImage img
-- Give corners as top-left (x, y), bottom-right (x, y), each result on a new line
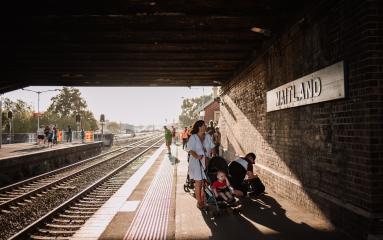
top-left (1, 98), bottom-right (36, 133)
top-left (45, 87), bottom-right (98, 131)
top-left (179, 95), bottom-right (212, 127)
top-left (47, 87), bottom-right (87, 117)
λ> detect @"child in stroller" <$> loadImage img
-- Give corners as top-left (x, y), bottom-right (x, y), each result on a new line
top-left (211, 170), bottom-right (235, 204)
top-left (183, 156), bottom-right (238, 215)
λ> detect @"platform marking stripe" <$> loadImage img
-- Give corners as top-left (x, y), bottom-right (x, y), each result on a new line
top-left (70, 145), bottom-right (164, 240)
top-left (130, 159), bottom-right (171, 240)
top-left (124, 155), bottom-right (174, 240)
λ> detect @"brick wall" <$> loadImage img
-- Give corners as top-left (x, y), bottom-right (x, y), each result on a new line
top-left (204, 101), bottom-right (220, 124)
top-left (220, 0), bottom-right (383, 239)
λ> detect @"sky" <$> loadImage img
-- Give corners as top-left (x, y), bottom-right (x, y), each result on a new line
top-left (2, 86), bottom-right (213, 126)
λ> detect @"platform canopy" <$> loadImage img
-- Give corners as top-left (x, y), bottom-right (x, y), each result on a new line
top-left (1, 0), bottom-right (307, 93)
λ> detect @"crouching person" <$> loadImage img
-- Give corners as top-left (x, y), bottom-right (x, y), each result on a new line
top-left (228, 152), bottom-right (257, 197)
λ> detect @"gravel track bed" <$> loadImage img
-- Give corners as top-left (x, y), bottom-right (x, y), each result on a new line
top-left (0, 145), bottom-right (158, 240)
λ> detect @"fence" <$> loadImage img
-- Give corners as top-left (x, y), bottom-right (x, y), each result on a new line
top-left (1, 131), bottom-right (95, 144)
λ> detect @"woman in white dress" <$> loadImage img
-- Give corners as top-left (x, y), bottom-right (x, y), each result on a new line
top-left (186, 120), bottom-right (216, 209)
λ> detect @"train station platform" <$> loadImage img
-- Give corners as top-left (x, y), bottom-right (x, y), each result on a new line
top-left (71, 143), bottom-right (351, 240)
top-left (0, 141), bottom-right (103, 187)
top-left (0, 142), bottom-right (89, 159)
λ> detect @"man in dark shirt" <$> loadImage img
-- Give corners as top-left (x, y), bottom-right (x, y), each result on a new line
top-left (228, 152), bottom-right (256, 197)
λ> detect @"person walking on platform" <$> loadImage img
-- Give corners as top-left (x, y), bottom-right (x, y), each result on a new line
top-left (206, 120), bottom-right (215, 134)
top-left (171, 126), bottom-right (177, 145)
top-left (37, 125), bottom-right (45, 145)
top-left (181, 127), bottom-right (189, 150)
top-left (43, 125), bottom-right (50, 145)
top-left (186, 120), bottom-right (215, 210)
top-left (213, 126), bottom-right (221, 156)
top-left (164, 126), bottom-right (172, 154)
top-left (47, 127), bottom-right (53, 147)
top-left (52, 125), bottom-right (58, 145)
top-left (80, 128), bottom-right (85, 143)
top-left (66, 125), bottom-right (72, 143)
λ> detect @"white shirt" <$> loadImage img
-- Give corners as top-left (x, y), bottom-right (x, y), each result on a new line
top-left (186, 133), bottom-right (215, 180)
top-left (186, 134), bottom-right (215, 158)
top-left (37, 128), bottom-right (44, 135)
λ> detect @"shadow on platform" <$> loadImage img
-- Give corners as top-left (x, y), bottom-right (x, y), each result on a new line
top-left (201, 193), bottom-right (348, 240)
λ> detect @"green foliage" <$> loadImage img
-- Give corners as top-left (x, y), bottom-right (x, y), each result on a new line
top-left (44, 87), bottom-right (98, 131)
top-left (1, 87), bottom-right (98, 133)
top-left (47, 87), bottom-right (87, 117)
top-left (1, 98), bottom-right (36, 132)
top-left (178, 95), bottom-right (212, 127)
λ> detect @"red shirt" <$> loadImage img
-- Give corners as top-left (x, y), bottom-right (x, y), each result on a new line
top-left (212, 180), bottom-right (228, 189)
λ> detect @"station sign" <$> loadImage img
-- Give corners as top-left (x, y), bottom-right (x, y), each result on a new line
top-left (266, 61), bottom-right (345, 112)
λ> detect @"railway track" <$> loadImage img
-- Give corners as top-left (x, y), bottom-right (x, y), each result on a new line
top-left (0, 134), bottom-right (163, 240)
top-left (0, 134), bottom-right (161, 210)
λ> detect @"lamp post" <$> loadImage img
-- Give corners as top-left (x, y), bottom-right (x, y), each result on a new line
top-left (22, 88), bottom-right (60, 132)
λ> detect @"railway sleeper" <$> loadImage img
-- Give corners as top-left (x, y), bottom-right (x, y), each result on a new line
top-left (11, 189), bottom-right (29, 193)
top-left (30, 235), bottom-right (70, 240)
top-left (18, 186), bottom-right (36, 190)
top-left (55, 186), bottom-right (77, 190)
top-left (0, 197), bottom-right (13, 201)
top-left (58, 214), bottom-right (90, 219)
top-left (46, 223), bottom-right (83, 229)
top-left (37, 228), bottom-right (76, 236)
top-left (83, 196), bottom-right (111, 200)
top-left (52, 218), bottom-right (85, 224)
top-left (101, 184), bottom-right (125, 188)
top-left (74, 202), bottom-right (102, 207)
top-left (70, 206), bottom-right (99, 211)
top-left (64, 209), bottom-right (94, 215)
top-left (78, 199), bottom-right (104, 203)
top-left (5, 192), bottom-right (22, 196)
top-left (87, 192), bottom-right (114, 196)
top-left (90, 189), bottom-right (116, 193)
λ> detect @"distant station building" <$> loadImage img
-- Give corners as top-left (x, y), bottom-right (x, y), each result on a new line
top-left (196, 87), bottom-right (220, 124)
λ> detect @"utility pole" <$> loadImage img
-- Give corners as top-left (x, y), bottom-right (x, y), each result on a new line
top-left (22, 88), bottom-right (60, 132)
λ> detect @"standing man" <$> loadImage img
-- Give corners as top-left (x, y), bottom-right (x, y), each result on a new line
top-left (164, 126), bottom-right (172, 154)
top-left (37, 125), bottom-right (45, 145)
top-left (181, 127), bottom-right (189, 150)
top-left (171, 126), bottom-right (177, 145)
top-left (80, 128), bottom-right (85, 143)
top-left (52, 125), bottom-right (58, 145)
top-left (206, 120), bottom-right (215, 134)
top-left (213, 126), bottom-right (221, 156)
top-left (67, 125), bottom-right (72, 142)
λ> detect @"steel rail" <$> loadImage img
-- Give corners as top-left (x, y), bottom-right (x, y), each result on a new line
top-left (9, 138), bottom-right (163, 240)
top-left (0, 134), bottom-right (162, 210)
top-left (0, 133), bottom-right (160, 194)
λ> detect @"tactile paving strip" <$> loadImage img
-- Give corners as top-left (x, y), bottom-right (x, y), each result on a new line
top-left (124, 155), bottom-right (174, 240)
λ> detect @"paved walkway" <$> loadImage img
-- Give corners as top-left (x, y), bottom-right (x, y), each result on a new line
top-left (71, 142), bottom-right (351, 240)
top-left (175, 144), bottom-right (349, 240)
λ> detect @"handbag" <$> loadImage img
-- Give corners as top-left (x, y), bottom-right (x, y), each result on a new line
top-left (247, 177), bottom-right (265, 195)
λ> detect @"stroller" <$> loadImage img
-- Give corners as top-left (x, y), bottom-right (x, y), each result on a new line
top-left (184, 156), bottom-right (237, 216)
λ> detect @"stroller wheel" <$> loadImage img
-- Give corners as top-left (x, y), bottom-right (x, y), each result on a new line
top-left (183, 184), bottom-right (190, 192)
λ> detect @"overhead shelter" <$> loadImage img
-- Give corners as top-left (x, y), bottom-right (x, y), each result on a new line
top-left (1, 0), bottom-right (306, 93)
